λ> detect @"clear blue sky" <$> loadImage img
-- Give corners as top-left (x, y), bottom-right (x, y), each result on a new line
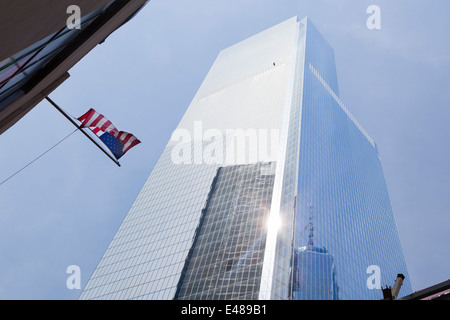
top-left (0, 0), bottom-right (449, 299)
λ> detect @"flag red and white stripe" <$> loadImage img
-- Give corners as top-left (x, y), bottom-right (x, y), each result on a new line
top-left (77, 108), bottom-right (118, 135)
top-left (115, 131), bottom-right (141, 153)
top-left (77, 108), bottom-right (141, 159)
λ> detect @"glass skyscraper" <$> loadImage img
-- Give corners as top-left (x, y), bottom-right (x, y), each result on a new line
top-left (79, 16), bottom-right (412, 300)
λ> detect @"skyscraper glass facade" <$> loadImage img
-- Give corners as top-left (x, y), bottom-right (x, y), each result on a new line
top-left (175, 162), bottom-right (276, 300)
top-left (80, 16), bottom-right (412, 300)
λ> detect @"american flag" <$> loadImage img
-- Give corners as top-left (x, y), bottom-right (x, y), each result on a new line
top-left (77, 108), bottom-right (141, 160)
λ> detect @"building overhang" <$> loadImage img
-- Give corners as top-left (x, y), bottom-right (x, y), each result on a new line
top-left (0, 0), bottom-right (148, 135)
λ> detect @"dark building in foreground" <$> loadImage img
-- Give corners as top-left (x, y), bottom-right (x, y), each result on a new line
top-left (0, 0), bottom-right (148, 135)
top-left (401, 280), bottom-right (450, 300)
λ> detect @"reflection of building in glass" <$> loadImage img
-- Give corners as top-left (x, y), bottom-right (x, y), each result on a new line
top-left (175, 162), bottom-right (276, 300)
top-left (293, 247), bottom-right (338, 300)
top-left (293, 215), bottom-right (338, 300)
top-left (80, 16), bottom-right (412, 300)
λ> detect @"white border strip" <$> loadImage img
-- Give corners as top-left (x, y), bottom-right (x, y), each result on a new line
top-left (258, 20), bottom-right (300, 300)
top-left (309, 63), bottom-right (375, 148)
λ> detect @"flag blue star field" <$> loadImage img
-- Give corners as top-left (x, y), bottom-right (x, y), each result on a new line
top-left (99, 131), bottom-right (125, 160)
top-left (77, 108), bottom-right (141, 160)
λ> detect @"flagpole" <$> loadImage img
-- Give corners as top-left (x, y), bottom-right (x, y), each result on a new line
top-left (45, 96), bottom-right (121, 167)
